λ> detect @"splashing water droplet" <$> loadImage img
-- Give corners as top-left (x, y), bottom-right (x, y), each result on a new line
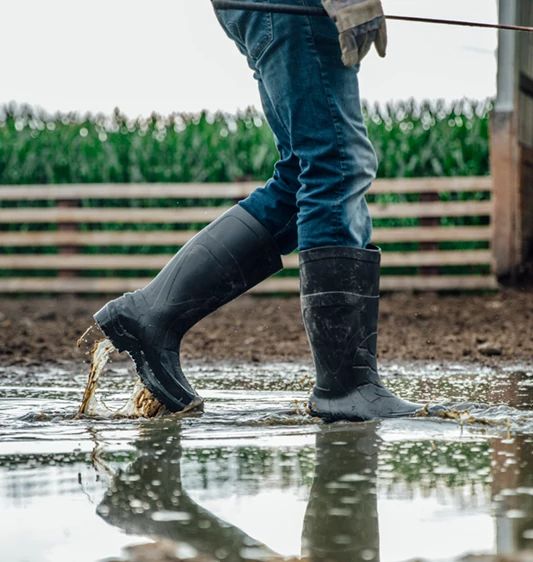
top-left (76, 325), bottom-right (169, 418)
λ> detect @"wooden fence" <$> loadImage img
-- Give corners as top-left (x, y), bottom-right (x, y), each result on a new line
top-left (0, 177), bottom-right (497, 293)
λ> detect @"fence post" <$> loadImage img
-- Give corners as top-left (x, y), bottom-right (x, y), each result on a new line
top-left (419, 192), bottom-right (440, 278)
top-left (57, 197), bottom-right (80, 281)
top-left (491, 0), bottom-right (533, 279)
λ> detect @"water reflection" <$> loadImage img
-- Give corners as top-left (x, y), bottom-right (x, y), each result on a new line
top-left (1, 362), bottom-right (533, 561)
top-left (97, 422), bottom-right (383, 561)
top-left (491, 435), bottom-right (533, 555)
top-left (97, 421), bottom-right (278, 561)
top-left (489, 370), bottom-right (533, 410)
top-left (302, 424), bottom-right (380, 562)
top-left (94, 419), bottom-right (533, 562)
top-left (489, 369), bottom-right (533, 556)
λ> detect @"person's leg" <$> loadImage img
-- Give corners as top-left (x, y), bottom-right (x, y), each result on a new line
top-left (239, 80), bottom-right (300, 255)
top-left (214, 0), bottom-right (375, 249)
top-left (214, 1), bottom-right (422, 420)
top-left (213, 6), bottom-right (301, 255)
top-left (249, 0), bottom-right (377, 249)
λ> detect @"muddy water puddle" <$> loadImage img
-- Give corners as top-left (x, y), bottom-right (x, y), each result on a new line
top-left (0, 361), bottom-right (532, 562)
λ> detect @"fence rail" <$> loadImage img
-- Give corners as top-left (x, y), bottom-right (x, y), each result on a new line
top-left (0, 226), bottom-right (493, 247)
top-left (0, 177), bottom-right (493, 200)
top-left (0, 177), bottom-right (498, 293)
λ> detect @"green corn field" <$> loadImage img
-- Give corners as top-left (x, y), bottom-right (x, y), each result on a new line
top-left (0, 99), bottom-right (491, 185)
top-left (0, 100), bottom-right (493, 280)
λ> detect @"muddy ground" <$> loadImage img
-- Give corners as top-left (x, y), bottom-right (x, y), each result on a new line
top-left (0, 289), bottom-right (531, 367)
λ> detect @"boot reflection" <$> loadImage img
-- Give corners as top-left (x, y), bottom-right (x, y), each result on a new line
top-left (96, 420), bottom-right (277, 562)
top-left (492, 435), bottom-right (533, 554)
top-left (302, 422), bottom-right (381, 562)
top-left (489, 370), bottom-right (533, 556)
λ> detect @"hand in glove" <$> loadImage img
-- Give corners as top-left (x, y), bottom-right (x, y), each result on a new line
top-left (321, 0), bottom-right (387, 66)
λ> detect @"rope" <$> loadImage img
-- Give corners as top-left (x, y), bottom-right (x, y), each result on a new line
top-left (211, 0), bottom-right (533, 33)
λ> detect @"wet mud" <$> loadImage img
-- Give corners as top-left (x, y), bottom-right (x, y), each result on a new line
top-left (1, 361), bottom-right (532, 562)
top-left (1, 290), bottom-right (532, 367)
top-left (1, 290), bottom-right (532, 560)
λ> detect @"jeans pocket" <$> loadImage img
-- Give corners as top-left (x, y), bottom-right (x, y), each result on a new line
top-left (214, 0), bottom-right (273, 62)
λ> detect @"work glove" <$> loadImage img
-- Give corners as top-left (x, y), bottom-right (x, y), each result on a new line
top-left (321, 0), bottom-right (387, 66)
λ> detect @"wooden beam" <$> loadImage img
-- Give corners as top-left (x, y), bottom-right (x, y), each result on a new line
top-left (369, 200), bottom-right (492, 219)
top-left (0, 183), bottom-right (257, 201)
top-left (0, 230), bottom-right (196, 247)
top-left (0, 275), bottom-right (498, 293)
top-left (0, 250), bottom-right (492, 270)
top-left (282, 250), bottom-right (492, 269)
top-left (379, 275), bottom-right (498, 291)
top-left (520, 144), bottom-right (533, 262)
top-left (490, 0), bottom-right (533, 277)
top-left (0, 200), bottom-right (493, 224)
top-left (0, 207), bottom-right (228, 224)
top-left (373, 226), bottom-right (492, 242)
top-left (0, 177), bottom-right (493, 201)
top-left (369, 176), bottom-right (492, 194)
top-left (0, 226), bottom-right (492, 247)
top-left (490, 112), bottom-right (521, 276)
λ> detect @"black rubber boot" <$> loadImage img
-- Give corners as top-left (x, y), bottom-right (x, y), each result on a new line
top-left (94, 205), bottom-right (283, 413)
top-left (300, 245), bottom-right (421, 421)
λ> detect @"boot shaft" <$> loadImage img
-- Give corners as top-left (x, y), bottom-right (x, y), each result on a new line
top-left (94, 205), bottom-right (283, 412)
top-left (126, 205), bottom-right (283, 338)
top-left (300, 245), bottom-right (380, 297)
top-left (299, 245), bottom-right (382, 397)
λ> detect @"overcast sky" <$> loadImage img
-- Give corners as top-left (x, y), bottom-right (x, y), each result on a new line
top-left (0, 0), bottom-right (498, 116)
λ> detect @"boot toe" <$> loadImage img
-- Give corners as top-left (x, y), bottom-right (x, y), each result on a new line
top-left (94, 301), bottom-right (202, 414)
top-left (128, 347), bottom-right (203, 413)
top-left (309, 383), bottom-right (422, 422)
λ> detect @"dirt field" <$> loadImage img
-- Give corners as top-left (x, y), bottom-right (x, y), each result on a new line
top-left (1, 289), bottom-right (532, 367)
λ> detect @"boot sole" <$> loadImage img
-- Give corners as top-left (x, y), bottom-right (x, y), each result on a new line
top-left (308, 404), bottom-right (418, 423)
top-left (93, 304), bottom-right (203, 414)
top-left (308, 392), bottom-right (421, 423)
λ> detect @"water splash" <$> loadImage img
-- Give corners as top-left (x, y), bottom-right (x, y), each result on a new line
top-left (76, 325), bottom-right (169, 419)
top-left (416, 402), bottom-right (533, 434)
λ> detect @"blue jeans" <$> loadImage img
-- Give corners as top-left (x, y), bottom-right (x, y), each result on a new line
top-left (213, 0), bottom-right (378, 254)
